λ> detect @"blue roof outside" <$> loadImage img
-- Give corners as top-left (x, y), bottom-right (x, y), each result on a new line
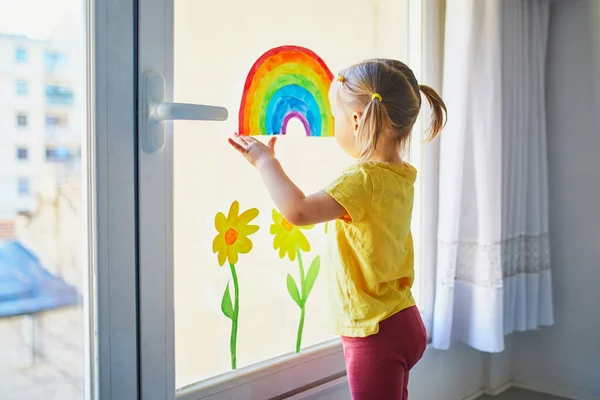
top-left (0, 241), bottom-right (80, 318)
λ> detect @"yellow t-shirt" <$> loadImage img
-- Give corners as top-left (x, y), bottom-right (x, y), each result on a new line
top-left (323, 161), bottom-right (417, 337)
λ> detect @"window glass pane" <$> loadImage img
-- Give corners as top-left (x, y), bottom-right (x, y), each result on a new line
top-left (0, 2), bottom-right (88, 399)
top-left (16, 147), bottom-right (29, 160)
top-left (16, 113), bottom-right (28, 127)
top-left (44, 51), bottom-right (67, 73)
top-left (17, 178), bottom-right (30, 196)
top-left (45, 85), bottom-right (74, 105)
top-left (173, 0), bottom-right (407, 389)
top-left (15, 47), bottom-right (27, 63)
top-left (45, 114), bottom-right (68, 127)
top-left (45, 146), bottom-right (73, 162)
top-left (16, 81), bottom-right (29, 95)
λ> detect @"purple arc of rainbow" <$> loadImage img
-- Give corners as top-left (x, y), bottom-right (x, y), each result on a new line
top-left (281, 111), bottom-right (310, 135)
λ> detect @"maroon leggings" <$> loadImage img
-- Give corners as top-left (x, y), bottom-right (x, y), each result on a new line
top-left (341, 306), bottom-right (427, 400)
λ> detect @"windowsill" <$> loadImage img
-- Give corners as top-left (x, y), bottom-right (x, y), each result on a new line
top-left (177, 338), bottom-right (344, 400)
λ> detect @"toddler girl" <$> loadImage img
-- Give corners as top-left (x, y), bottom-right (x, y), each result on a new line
top-left (228, 59), bottom-right (447, 400)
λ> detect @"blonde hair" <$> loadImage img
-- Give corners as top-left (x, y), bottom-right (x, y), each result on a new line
top-left (336, 59), bottom-right (447, 161)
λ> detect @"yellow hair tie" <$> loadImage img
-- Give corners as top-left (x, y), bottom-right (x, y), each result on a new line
top-left (371, 92), bottom-right (382, 102)
top-left (337, 75), bottom-right (345, 82)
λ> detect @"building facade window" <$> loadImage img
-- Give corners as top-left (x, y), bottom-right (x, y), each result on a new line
top-left (45, 114), bottom-right (69, 127)
top-left (16, 148), bottom-right (28, 161)
top-left (16, 113), bottom-right (28, 127)
top-left (17, 178), bottom-right (31, 196)
top-left (45, 85), bottom-right (74, 105)
top-left (45, 146), bottom-right (71, 162)
top-left (44, 51), bottom-right (67, 73)
top-left (16, 80), bottom-right (29, 95)
top-left (15, 47), bottom-right (28, 63)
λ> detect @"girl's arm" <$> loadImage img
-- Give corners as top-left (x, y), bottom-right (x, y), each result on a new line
top-left (228, 133), bottom-right (346, 226)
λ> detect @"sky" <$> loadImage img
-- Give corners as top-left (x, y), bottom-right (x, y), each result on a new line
top-left (0, 0), bottom-right (80, 40)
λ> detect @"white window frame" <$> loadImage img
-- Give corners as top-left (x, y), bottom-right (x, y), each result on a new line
top-left (407, 0), bottom-right (425, 310)
top-left (88, 0), bottom-right (139, 398)
top-left (412, 0), bottom-right (445, 336)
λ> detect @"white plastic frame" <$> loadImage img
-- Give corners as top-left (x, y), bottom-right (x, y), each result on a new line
top-left (88, 0), bottom-right (139, 398)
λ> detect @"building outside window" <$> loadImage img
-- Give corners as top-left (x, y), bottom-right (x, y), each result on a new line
top-left (45, 146), bottom-right (71, 162)
top-left (16, 113), bottom-right (28, 127)
top-left (16, 80), bottom-right (28, 95)
top-left (15, 47), bottom-right (28, 63)
top-left (17, 178), bottom-right (31, 196)
top-left (16, 147), bottom-right (28, 161)
top-left (45, 114), bottom-right (68, 127)
top-left (44, 51), bottom-right (67, 73)
top-left (45, 85), bottom-right (74, 105)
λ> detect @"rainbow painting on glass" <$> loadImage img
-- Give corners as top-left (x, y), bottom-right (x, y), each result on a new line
top-left (238, 45), bottom-right (334, 138)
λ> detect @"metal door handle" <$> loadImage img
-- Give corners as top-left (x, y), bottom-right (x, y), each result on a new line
top-left (141, 71), bottom-right (228, 153)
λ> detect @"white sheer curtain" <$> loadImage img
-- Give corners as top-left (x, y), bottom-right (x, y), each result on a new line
top-left (431, 0), bottom-right (554, 352)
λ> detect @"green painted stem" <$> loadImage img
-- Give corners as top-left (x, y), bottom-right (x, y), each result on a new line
top-left (297, 248), bottom-right (305, 294)
top-left (229, 263), bottom-right (239, 370)
top-left (296, 248), bottom-right (306, 353)
top-left (296, 306), bottom-right (305, 353)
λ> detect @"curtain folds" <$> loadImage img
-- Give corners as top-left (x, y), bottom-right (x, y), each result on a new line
top-left (431, 0), bottom-right (554, 352)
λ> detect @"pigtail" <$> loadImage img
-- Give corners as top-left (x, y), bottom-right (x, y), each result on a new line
top-left (419, 84), bottom-right (447, 141)
top-left (356, 94), bottom-right (392, 162)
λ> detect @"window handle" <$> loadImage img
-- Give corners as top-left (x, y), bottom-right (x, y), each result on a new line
top-left (141, 71), bottom-right (228, 153)
top-left (153, 101), bottom-right (227, 122)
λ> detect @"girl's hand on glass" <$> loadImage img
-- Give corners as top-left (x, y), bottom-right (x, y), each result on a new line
top-left (228, 132), bottom-right (277, 168)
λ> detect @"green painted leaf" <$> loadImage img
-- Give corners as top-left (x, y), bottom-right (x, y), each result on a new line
top-left (221, 282), bottom-right (234, 319)
top-left (286, 274), bottom-right (303, 308)
top-left (303, 256), bottom-right (321, 300)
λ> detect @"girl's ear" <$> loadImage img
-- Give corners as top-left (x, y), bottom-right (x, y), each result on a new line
top-left (352, 112), bottom-right (361, 134)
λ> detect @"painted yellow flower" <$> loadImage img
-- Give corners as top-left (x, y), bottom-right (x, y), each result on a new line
top-left (270, 209), bottom-right (314, 261)
top-left (213, 201), bottom-right (259, 266)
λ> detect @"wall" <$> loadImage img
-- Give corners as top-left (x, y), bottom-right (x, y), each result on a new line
top-left (411, 345), bottom-right (486, 399)
top-left (512, 1), bottom-right (600, 399)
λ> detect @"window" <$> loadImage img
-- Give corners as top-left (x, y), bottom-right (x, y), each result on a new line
top-left (17, 178), bottom-right (31, 196)
top-left (45, 146), bottom-right (71, 162)
top-left (44, 51), bottom-right (67, 73)
top-left (1, 3), bottom-right (91, 400)
top-left (45, 114), bottom-right (68, 127)
top-left (16, 113), bottom-right (28, 127)
top-left (15, 47), bottom-right (28, 63)
top-left (16, 147), bottom-right (28, 160)
top-left (45, 85), bottom-right (74, 105)
top-left (16, 80), bottom-right (29, 95)
top-left (136, 0), bottom-right (413, 397)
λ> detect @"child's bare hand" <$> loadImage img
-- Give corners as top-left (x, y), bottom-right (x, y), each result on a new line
top-left (228, 133), bottom-right (277, 167)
